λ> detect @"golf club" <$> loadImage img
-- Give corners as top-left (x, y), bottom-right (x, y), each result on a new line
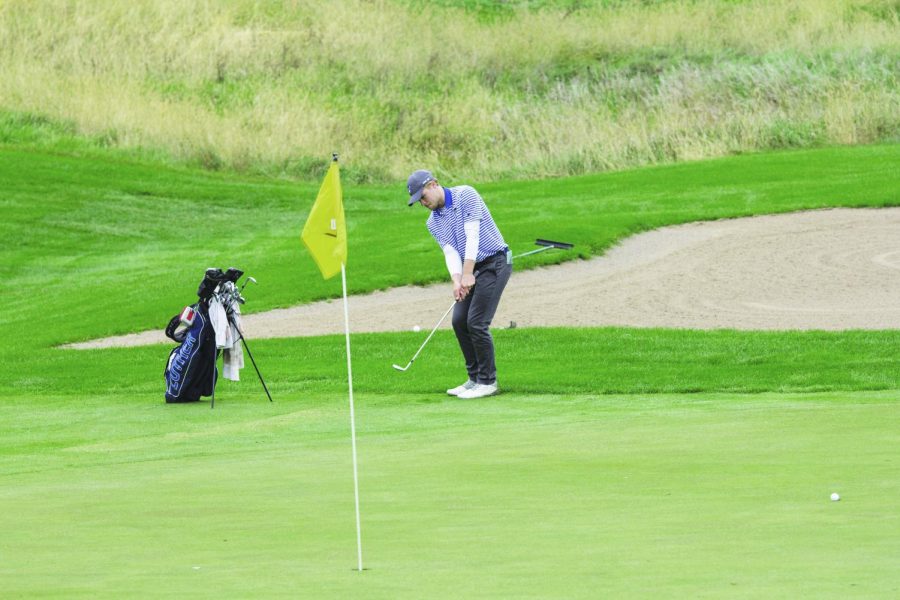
top-left (211, 277), bottom-right (273, 406)
top-left (240, 276), bottom-right (257, 293)
top-left (512, 238), bottom-right (574, 260)
top-left (391, 239), bottom-right (573, 372)
top-left (392, 301), bottom-right (456, 372)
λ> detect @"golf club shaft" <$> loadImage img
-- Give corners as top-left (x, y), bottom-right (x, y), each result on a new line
top-left (512, 245), bottom-right (554, 260)
top-left (405, 301), bottom-right (456, 367)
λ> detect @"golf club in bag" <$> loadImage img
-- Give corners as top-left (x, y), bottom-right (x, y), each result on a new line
top-left (164, 267), bottom-right (272, 407)
top-left (391, 238), bottom-right (573, 372)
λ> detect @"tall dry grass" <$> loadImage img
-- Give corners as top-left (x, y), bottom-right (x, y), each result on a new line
top-left (0, 0), bottom-right (897, 180)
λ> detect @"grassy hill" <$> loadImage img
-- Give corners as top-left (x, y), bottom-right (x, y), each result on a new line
top-left (1, 0), bottom-right (898, 181)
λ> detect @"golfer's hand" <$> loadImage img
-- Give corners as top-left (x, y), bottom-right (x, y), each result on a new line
top-left (461, 273), bottom-right (475, 289)
top-left (453, 281), bottom-right (468, 301)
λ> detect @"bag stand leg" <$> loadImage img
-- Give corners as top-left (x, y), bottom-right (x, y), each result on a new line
top-left (238, 331), bottom-right (273, 402)
top-left (210, 328), bottom-right (272, 408)
top-left (210, 349), bottom-right (217, 409)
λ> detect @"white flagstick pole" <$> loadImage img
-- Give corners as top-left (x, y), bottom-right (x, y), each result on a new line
top-left (341, 263), bottom-right (364, 572)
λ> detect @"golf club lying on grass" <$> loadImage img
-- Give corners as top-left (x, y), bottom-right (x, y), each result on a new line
top-left (392, 238), bottom-right (573, 372)
top-left (392, 301), bottom-right (457, 372)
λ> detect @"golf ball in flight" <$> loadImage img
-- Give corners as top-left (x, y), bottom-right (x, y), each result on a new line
top-left (830, 493), bottom-right (840, 502)
top-left (413, 325), bottom-right (421, 332)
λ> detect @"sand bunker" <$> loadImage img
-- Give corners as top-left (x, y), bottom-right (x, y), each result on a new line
top-left (67, 207), bottom-right (900, 349)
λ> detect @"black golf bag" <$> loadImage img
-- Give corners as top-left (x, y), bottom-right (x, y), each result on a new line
top-left (164, 300), bottom-right (217, 403)
top-left (164, 267), bottom-right (271, 406)
top-left (163, 267), bottom-right (240, 403)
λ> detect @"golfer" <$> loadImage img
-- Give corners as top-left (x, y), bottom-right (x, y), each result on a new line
top-left (407, 169), bottom-right (512, 399)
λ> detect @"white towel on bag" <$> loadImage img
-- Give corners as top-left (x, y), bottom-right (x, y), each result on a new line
top-left (222, 304), bottom-right (245, 381)
top-left (208, 295), bottom-right (245, 381)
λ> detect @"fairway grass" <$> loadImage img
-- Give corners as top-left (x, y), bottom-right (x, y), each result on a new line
top-left (3, 143), bottom-right (899, 350)
top-left (2, 143), bottom-right (899, 597)
top-left (1, 391), bottom-right (897, 598)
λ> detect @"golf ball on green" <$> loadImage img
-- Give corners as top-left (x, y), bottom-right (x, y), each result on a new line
top-left (830, 493), bottom-right (840, 501)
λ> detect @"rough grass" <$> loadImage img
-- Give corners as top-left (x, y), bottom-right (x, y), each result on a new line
top-left (0, 0), bottom-right (897, 181)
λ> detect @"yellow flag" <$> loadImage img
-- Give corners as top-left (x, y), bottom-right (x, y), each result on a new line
top-left (302, 160), bottom-right (346, 279)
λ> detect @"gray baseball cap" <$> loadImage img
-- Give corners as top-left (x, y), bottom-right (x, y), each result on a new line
top-left (406, 169), bottom-right (435, 206)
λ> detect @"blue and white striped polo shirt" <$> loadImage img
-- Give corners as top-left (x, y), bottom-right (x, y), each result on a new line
top-left (426, 186), bottom-right (507, 262)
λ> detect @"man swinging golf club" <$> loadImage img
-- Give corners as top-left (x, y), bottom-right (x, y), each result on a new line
top-left (407, 169), bottom-right (512, 399)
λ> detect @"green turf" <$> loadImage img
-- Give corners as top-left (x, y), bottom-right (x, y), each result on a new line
top-left (1, 143), bottom-right (898, 349)
top-left (1, 391), bottom-right (897, 598)
top-left (12, 327), bottom-right (900, 398)
top-left (2, 143), bottom-right (899, 596)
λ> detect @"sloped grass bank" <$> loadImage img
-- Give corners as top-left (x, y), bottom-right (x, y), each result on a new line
top-left (2, 144), bottom-right (898, 351)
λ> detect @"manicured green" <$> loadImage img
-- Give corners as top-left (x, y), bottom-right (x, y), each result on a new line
top-left (2, 391), bottom-right (897, 597)
top-left (2, 143), bottom-right (899, 597)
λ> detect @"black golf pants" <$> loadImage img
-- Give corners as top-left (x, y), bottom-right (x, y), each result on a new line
top-left (452, 251), bottom-right (512, 385)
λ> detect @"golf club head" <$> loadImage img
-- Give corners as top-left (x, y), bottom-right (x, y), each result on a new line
top-left (535, 238), bottom-right (574, 249)
top-left (197, 267), bottom-right (226, 300)
top-left (240, 276), bottom-right (258, 292)
top-left (392, 363), bottom-right (410, 372)
top-left (224, 267), bottom-right (244, 283)
top-left (205, 267), bottom-right (226, 280)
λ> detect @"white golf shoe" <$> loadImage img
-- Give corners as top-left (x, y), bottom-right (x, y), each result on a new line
top-left (447, 380), bottom-right (477, 396)
top-left (456, 382), bottom-right (499, 399)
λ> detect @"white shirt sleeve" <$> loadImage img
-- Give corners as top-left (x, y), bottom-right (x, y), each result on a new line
top-left (464, 219), bottom-right (480, 261)
top-left (443, 244), bottom-right (462, 277)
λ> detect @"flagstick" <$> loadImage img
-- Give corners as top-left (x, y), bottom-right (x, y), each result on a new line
top-left (341, 263), bottom-right (364, 572)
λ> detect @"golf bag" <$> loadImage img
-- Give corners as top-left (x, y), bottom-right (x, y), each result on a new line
top-left (163, 267), bottom-right (237, 403)
top-left (164, 267), bottom-right (271, 406)
top-left (164, 301), bottom-right (217, 403)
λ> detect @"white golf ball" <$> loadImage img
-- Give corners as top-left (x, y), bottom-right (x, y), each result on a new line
top-left (830, 492), bottom-right (840, 502)
top-left (412, 325), bottom-right (421, 332)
